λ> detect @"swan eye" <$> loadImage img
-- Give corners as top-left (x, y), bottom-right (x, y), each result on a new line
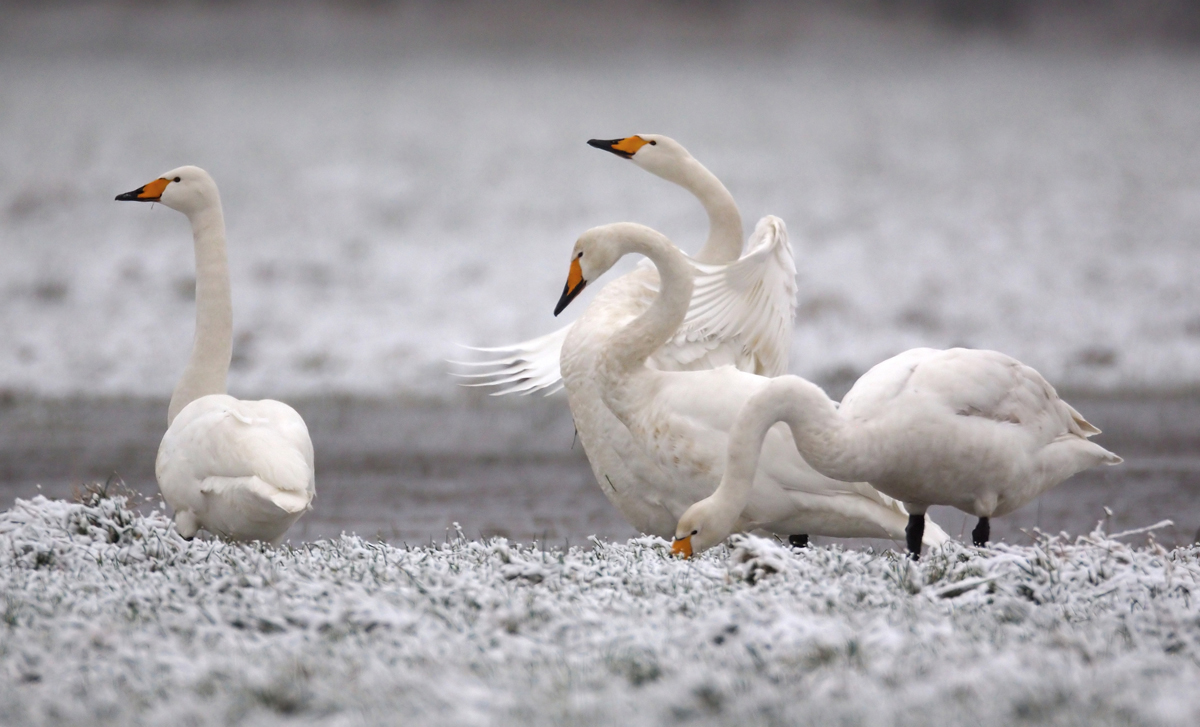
top-left (649, 140), bottom-right (657, 145)
top-left (576, 252), bottom-right (583, 259)
top-left (690, 529), bottom-right (698, 536)
top-left (173, 177), bottom-right (181, 183)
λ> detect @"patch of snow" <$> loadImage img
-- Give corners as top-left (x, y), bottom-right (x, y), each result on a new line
top-left (2, 493), bottom-right (1198, 725)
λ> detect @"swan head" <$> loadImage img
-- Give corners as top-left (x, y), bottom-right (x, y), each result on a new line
top-left (671, 498), bottom-right (731, 558)
top-left (553, 222), bottom-right (661, 316)
top-left (587, 134), bottom-right (696, 181)
top-left (116, 165), bottom-right (219, 216)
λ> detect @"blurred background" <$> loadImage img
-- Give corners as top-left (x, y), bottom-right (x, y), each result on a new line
top-left (1, 0), bottom-right (1199, 546)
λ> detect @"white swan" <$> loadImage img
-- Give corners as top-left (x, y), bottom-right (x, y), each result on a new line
top-left (117, 166), bottom-right (315, 545)
top-left (458, 136), bottom-right (797, 538)
top-left (555, 222), bottom-right (949, 549)
top-left (673, 352), bottom-right (1122, 559)
top-left (457, 134), bottom-right (794, 391)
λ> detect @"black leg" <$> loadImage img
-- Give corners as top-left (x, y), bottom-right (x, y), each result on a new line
top-left (788, 534), bottom-right (809, 549)
top-left (905, 513), bottom-right (925, 560)
top-left (972, 517), bottom-right (990, 547)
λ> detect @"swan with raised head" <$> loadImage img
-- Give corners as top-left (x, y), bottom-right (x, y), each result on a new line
top-left (554, 222), bottom-right (949, 548)
top-left (459, 135), bottom-right (797, 537)
top-left (672, 354), bottom-right (1122, 559)
top-left (458, 133), bottom-right (792, 394)
top-left (117, 166), bottom-right (314, 545)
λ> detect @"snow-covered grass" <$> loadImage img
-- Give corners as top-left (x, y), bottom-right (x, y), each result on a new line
top-left (2, 491), bottom-right (1198, 726)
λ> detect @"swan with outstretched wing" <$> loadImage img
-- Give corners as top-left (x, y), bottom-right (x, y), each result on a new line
top-left (455, 136), bottom-right (797, 536)
top-left (454, 135), bottom-right (795, 397)
top-left (555, 222), bottom-right (950, 549)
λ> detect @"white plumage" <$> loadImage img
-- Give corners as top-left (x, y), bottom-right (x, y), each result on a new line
top-left (117, 166), bottom-right (314, 545)
top-left (839, 348), bottom-right (1122, 519)
top-left (455, 134), bottom-right (796, 395)
top-left (556, 222), bottom-right (949, 548)
top-left (674, 349), bottom-right (1122, 557)
top-left (457, 136), bottom-right (798, 537)
top-left (157, 395), bottom-right (314, 544)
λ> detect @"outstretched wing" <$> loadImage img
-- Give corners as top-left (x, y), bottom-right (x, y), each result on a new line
top-left (455, 215), bottom-right (797, 393)
top-left (450, 325), bottom-right (571, 396)
top-left (668, 215), bottom-right (797, 377)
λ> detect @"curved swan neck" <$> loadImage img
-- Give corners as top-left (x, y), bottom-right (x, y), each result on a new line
top-left (671, 157), bottom-right (743, 265)
top-left (712, 377), bottom-right (866, 529)
top-left (599, 228), bottom-right (694, 380)
top-left (168, 201), bottom-right (232, 425)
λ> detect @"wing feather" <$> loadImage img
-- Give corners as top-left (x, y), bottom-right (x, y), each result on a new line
top-left (455, 215), bottom-right (797, 392)
top-left (676, 216), bottom-right (797, 376)
top-left (449, 325), bottom-right (571, 396)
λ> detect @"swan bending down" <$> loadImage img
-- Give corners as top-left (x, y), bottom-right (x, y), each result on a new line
top-left (117, 166), bottom-right (314, 545)
top-left (554, 222), bottom-right (949, 548)
top-left (673, 354), bottom-right (1122, 559)
top-left (459, 136), bottom-right (797, 537)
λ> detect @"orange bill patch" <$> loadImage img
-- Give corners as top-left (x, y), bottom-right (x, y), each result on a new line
top-left (566, 258), bottom-right (584, 293)
top-left (611, 136), bottom-right (650, 156)
top-left (671, 536), bottom-right (693, 558)
top-left (138, 177), bottom-right (171, 200)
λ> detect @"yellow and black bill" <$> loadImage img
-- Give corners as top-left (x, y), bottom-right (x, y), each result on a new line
top-left (553, 259), bottom-right (586, 316)
top-left (115, 177), bottom-right (170, 202)
top-left (587, 136), bottom-right (651, 159)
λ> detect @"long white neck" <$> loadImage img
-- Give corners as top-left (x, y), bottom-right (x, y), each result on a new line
top-left (168, 201), bottom-right (232, 425)
top-left (656, 157), bottom-right (743, 264)
top-left (598, 225), bottom-right (695, 386)
top-left (707, 376), bottom-right (875, 540)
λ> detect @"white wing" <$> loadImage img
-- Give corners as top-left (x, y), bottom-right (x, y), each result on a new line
top-left (667, 215), bottom-right (797, 377)
top-left (456, 215), bottom-right (797, 391)
top-left (450, 325), bottom-right (570, 396)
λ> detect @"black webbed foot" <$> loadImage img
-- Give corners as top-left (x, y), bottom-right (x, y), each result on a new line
top-left (972, 517), bottom-right (990, 547)
top-left (905, 512), bottom-right (925, 560)
top-left (788, 534), bottom-right (809, 549)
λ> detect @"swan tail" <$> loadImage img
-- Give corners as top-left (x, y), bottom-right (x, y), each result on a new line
top-left (1095, 445), bottom-right (1123, 466)
top-left (1064, 402), bottom-right (1103, 437)
top-left (201, 476), bottom-right (311, 518)
top-left (448, 326), bottom-right (571, 397)
top-left (1043, 436), bottom-right (1123, 486)
top-left (269, 489), bottom-right (314, 514)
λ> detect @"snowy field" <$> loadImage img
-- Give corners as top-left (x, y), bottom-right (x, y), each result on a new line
top-left (3, 7), bottom-right (1200, 721)
top-left (1, 4), bottom-right (1199, 401)
top-left (2, 490), bottom-right (1199, 726)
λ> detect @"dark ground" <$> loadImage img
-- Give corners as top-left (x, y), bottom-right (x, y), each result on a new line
top-left (1, 393), bottom-right (1197, 550)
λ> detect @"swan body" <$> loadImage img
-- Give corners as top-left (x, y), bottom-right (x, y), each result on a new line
top-left (459, 136), bottom-right (796, 537)
top-left (156, 395), bottom-right (314, 544)
top-left (556, 222), bottom-right (949, 547)
top-left (674, 353), bottom-right (1121, 557)
top-left (558, 217), bottom-right (795, 535)
top-left (117, 166), bottom-right (314, 545)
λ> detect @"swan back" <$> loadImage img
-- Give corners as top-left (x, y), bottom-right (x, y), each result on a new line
top-left (156, 394), bottom-right (315, 543)
top-left (840, 348), bottom-right (1120, 516)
